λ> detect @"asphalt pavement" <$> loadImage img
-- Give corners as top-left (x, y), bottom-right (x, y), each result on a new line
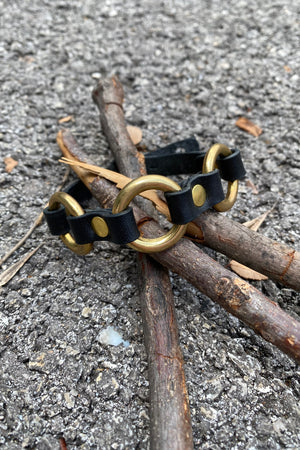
top-left (0, 0), bottom-right (299, 448)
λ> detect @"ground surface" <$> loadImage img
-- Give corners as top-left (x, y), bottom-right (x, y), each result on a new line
top-left (0, 0), bottom-right (299, 449)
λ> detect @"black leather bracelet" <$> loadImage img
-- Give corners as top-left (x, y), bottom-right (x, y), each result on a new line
top-left (44, 137), bottom-right (246, 249)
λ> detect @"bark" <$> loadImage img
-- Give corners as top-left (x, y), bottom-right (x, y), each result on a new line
top-left (137, 256), bottom-right (193, 449)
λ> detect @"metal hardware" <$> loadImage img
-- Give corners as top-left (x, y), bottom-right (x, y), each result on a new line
top-left (91, 217), bottom-right (109, 238)
top-left (48, 192), bottom-right (93, 255)
top-left (112, 175), bottom-right (188, 253)
top-left (192, 184), bottom-right (206, 207)
top-left (202, 144), bottom-right (238, 212)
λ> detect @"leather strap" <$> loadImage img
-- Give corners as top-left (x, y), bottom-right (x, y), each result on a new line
top-left (216, 149), bottom-right (246, 181)
top-left (43, 180), bottom-right (140, 245)
top-left (145, 137), bottom-right (205, 175)
top-left (145, 137), bottom-right (246, 181)
top-left (68, 208), bottom-right (139, 245)
top-left (145, 138), bottom-right (246, 223)
top-left (165, 170), bottom-right (224, 224)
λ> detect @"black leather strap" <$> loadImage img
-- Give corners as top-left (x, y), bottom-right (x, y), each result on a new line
top-left (44, 205), bottom-right (70, 235)
top-left (43, 180), bottom-right (140, 245)
top-left (216, 148), bottom-right (246, 181)
top-left (68, 208), bottom-right (139, 245)
top-left (65, 179), bottom-right (93, 204)
top-left (145, 138), bottom-right (246, 223)
top-left (145, 137), bottom-right (205, 175)
top-left (165, 170), bottom-right (224, 224)
top-left (145, 137), bottom-right (246, 181)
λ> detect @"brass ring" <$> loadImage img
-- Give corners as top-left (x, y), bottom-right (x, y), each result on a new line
top-left (202, 143), bottom-right (239, 212)
top-left (112, 175), bottom-right (187, 253)
top-left (48, 192), bottom-right (93, 255)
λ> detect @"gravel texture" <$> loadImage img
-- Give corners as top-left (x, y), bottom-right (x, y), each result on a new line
top-left (0, 0), bottom-right (299, 448)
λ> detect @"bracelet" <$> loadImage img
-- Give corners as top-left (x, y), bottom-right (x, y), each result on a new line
top-left (44, 138), bottom-right (246, 254)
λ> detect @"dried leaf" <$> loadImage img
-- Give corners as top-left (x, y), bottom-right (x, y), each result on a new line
top-left (230, 204), bottom-right (277, 280)
top-left (58, 115), bottom-right (74, 124)
top-left (246, 179), bottom-right (259, 194)
top-left (127, 125), bottom-right (143, 145)
top-left (4, 157), bottom-right (18, 173)
top-left (284, 65), bottom-right (292, 73)
top-left (0, 244), bottom-right (42, 287)
top-left (23, 55), bottom-right (35, 63)
top-left (243, 203), bottom-right (277, 231)
top-left (235, 117), bottom-right (262, 137)
top-left (59, 157), bottom-right (169, 217)
top-left (229, 260), bottom-right (268, 281)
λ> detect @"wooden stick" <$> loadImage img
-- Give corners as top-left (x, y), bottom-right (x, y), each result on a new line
top-left (137, 256), bottom-right (193, 448)
top-left (192, 213), bottom-right (300, 291)
top-left (57, 129), bottom-right (300, 364)
top-left (92, 76), bottom-right (300, 292)
top-left (92, 80), bottom-right (194, 449)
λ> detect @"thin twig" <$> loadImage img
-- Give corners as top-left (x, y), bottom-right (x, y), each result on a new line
top-left (0, 213), bottom-right (44, 267)
top-left (0, 168), bottom-right (70, 267)
top-left (59, 437), bottom-right (68, 450)
top-left (193, 212), bottom-right (300, 291)
top-left (0, 244), bottom-right (43, 287)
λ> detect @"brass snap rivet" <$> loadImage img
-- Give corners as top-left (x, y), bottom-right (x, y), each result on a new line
top-left (192, 185), bottom-right (206, 207)
top-left (91, 217), bottom-right (109, 238)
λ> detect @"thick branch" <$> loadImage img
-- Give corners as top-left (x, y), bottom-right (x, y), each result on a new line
top-left (58, 128), bottom-right (300, 366)
top-left (192, 213), bottom-right (300, 291)
top-left (92, 77), bottom-right (145, 178)
top-left (92, 79), bottom-right (193, 449)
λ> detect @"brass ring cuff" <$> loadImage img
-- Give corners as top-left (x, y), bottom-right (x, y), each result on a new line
top-left (48, 145), bottom-right (240, 254)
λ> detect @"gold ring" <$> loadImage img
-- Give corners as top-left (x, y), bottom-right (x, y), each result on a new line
top-left (112, 175), bottom-right (187, 253)
top-left (202, 143), bottom-right (239, 212)
top-left (48, 192), bottom-right (93, 255)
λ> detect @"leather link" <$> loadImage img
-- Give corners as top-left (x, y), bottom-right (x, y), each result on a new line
top-left (145, 137), bottom-right (246, 180)
top-left (68, 209), bottom-right (139, 245)
top-left (216, 148), bottom-right (246, 181)
top-left (145, 137), bottom-right (205, 175)
top-left (165, 170), bottom-right (224, 224)
top-left (43, 180), bottom-right (140, 246)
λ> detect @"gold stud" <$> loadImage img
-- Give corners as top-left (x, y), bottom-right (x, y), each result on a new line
top-left (192, 185), bottom-right (206, 207)
top-left (91, 217), bottom-right (109, 238)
